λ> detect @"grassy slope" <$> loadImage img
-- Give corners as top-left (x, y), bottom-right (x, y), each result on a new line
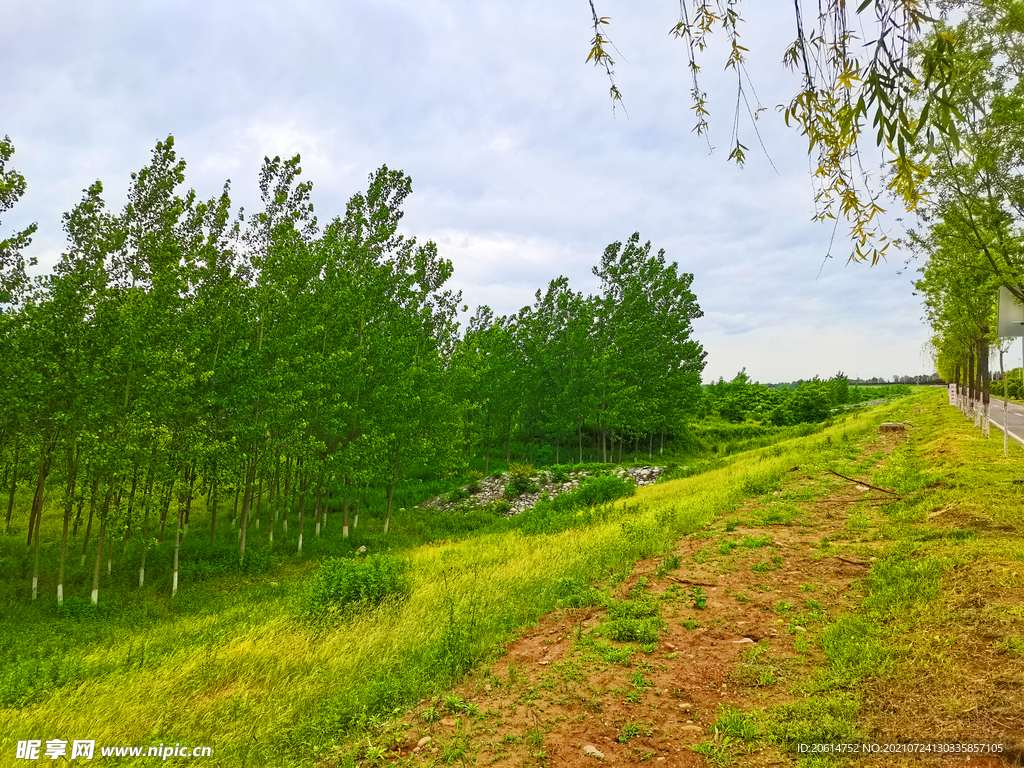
top-left (3, 389), bottom-right (990, 766)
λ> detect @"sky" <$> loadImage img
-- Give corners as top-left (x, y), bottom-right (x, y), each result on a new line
top-left (1, 0), bottom-right (944, 383)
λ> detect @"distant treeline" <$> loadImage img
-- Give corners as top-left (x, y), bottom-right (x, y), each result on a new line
top-left (702, 370), bottom-right (912, 425)
top-left (766, 373), bottom-right (944, 389)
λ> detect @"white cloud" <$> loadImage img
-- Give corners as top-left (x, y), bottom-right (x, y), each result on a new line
top-left (0, 0), bottom-right (933, 383)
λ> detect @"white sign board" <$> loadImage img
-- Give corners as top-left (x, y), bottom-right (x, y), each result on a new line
top-left (998, 286), bottom-right (1024, 337)
top-left (948, 383), bottom-right (957, 405)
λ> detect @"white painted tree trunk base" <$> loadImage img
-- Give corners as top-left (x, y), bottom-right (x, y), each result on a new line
top-left (982, 403), bottom-right (990, 437)
top-left (172, 570), bottom-right (178, 596)
top-left (32, 576), bottom-right (38, 600)
top-left (91, 587), bottom-right (98, 604)
top-left (297, 533), bottom-right (303, 552)
top-left (343, 525), bottom-right (349, 539)
top-left (57, 584), bottom-right (63, 605)
top-left (139, 567), bottom-right (145, 588)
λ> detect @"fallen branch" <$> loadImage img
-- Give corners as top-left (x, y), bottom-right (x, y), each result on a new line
top-left (668, 576), bottom-right (717, 587)
top-left (825, 470), bottom-right (899, 496)
top-left (832, 556), bottom-right (869, 567)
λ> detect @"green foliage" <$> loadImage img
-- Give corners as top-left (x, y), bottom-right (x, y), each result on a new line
top-left (873, 446), bottom-right (928, 495)
top-left (863, 552), bottom-right (944, 616)
top-left (764, 695), bottom-right (861, 751)
top-left (304, 554), bottom-right (411, 615)
top-left (713, 704), bottom-right (759, 740)
top-left (740, 468), bottom-right (784, 496)
top-left (819, 615), bottom-right (891, 684)
top-left (511, 474), bottom-right (636, 535)
top-left (506, 463), bottom-right (534, 495)
top-left (689, 586), bottom-right (707, 609)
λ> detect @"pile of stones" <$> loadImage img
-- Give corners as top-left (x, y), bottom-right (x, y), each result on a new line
top-left (421, 465), bottom-right (664, 517)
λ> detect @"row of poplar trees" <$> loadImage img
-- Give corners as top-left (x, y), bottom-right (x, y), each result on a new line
top-left (0, 135), bottom-right (706, 605)
top-left (910, 0), bottom-right (1024, 434)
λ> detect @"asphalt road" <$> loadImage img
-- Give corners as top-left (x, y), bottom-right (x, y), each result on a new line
top-left (987, 397), bottom-right (1024, 447)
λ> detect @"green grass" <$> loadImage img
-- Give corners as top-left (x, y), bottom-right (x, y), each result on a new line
top-left (0, 394), bottom-right (933, 765)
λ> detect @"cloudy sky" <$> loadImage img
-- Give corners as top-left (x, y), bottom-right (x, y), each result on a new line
top-left (2, 0), bottom-right (944, 383)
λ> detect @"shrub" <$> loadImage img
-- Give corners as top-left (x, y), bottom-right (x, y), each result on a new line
top-left (503, 462), bottom-right (536, 498)
top-left (466, 471), bottom-right (484, 493)
top-left (574, 474), bottom-right (635, 507)
top-left (446, 488), bottom-right (468, 504)
top-left (305, 554), bottom-right (411, 615)
top-left (550, 467), bottom-right (570, 483)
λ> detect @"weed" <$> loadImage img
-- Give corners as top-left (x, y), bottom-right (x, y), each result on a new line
top-left (444, 693), bottom-right (466, 712)
top-left (741, 468), bottom-right (784, 496)
top-left (863, 551), bottom-right (944, 616)
top-left (741, 535), bottom-right (772, 548)
top-left (997, 637), bottom-right (1024, 657)
top-left (818, 614), bottom-right (890, 686)
top-left (713, 704), bottom-right (759, 740)
top-left (774, 600), bottom-right (795, 616)
top-left (689, 586), bottom-right (708, 610)
top-left (751, 556), bottom-right (783, 573)
top-left (617, 720), bottom-right (651, 743)
top-left (691, 737), bottom-right (735, 767)
top-left (682, 618), bottom-right (699, 630)
top-left (604, 618), bottom-right (661, 644)
top-left (724, 518), bottom-right (739, 532)
top-left (656, 553), bottom-right (681, 576)
top-left (735, 643), bottom-right (779, 687)
top-left (764, 695), bottom-right (860, 751)
top-left (304, 554), bottom-right (411, 616)
top-left (718, 540), bottom-right (737, 555)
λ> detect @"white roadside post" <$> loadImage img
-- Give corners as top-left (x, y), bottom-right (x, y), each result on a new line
top-left (996, 287), bottom-right (1024, 453)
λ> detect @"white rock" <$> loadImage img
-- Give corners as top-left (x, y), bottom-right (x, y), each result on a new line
top-left (583, 745), bottom-right (605, 759)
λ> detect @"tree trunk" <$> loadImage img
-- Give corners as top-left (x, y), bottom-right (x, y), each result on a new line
top-left (90, 519), bottom-right (106, 605)
top-left (157, 478), bottom-right (174, 544)
top-left (123, 463), bottom-right (139, 542)
top-left (314, 473), bottom-right (324, 538)
top-left (255, 476), bottom-right (263, 529)
top-left (81, 475), bottom-right (99, 567)
top-left (91, 485), bottom-right (115, 604)
top-left (342, 482), bottom-right (350, 539)
top-left (980, 338), bottom-right (991, 438)
top-left (209, 478), bottom-right (218, 549)
top-left (29, 442), bottom-right (53, 600)
top-left (4, 435), bottom-right (19, 534)
top-left (384, 482), bottom-right (395, 534)
top-left (139, 470), bottom-right (153, 588)
top-left (239, 455), bottom-right (257, 566)
top-left (296, 473), bottom-right (308, 553)
top-left (58, 445), bottom-right (79, 605)
top-left (172, 489), bottom-right (185, 597)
